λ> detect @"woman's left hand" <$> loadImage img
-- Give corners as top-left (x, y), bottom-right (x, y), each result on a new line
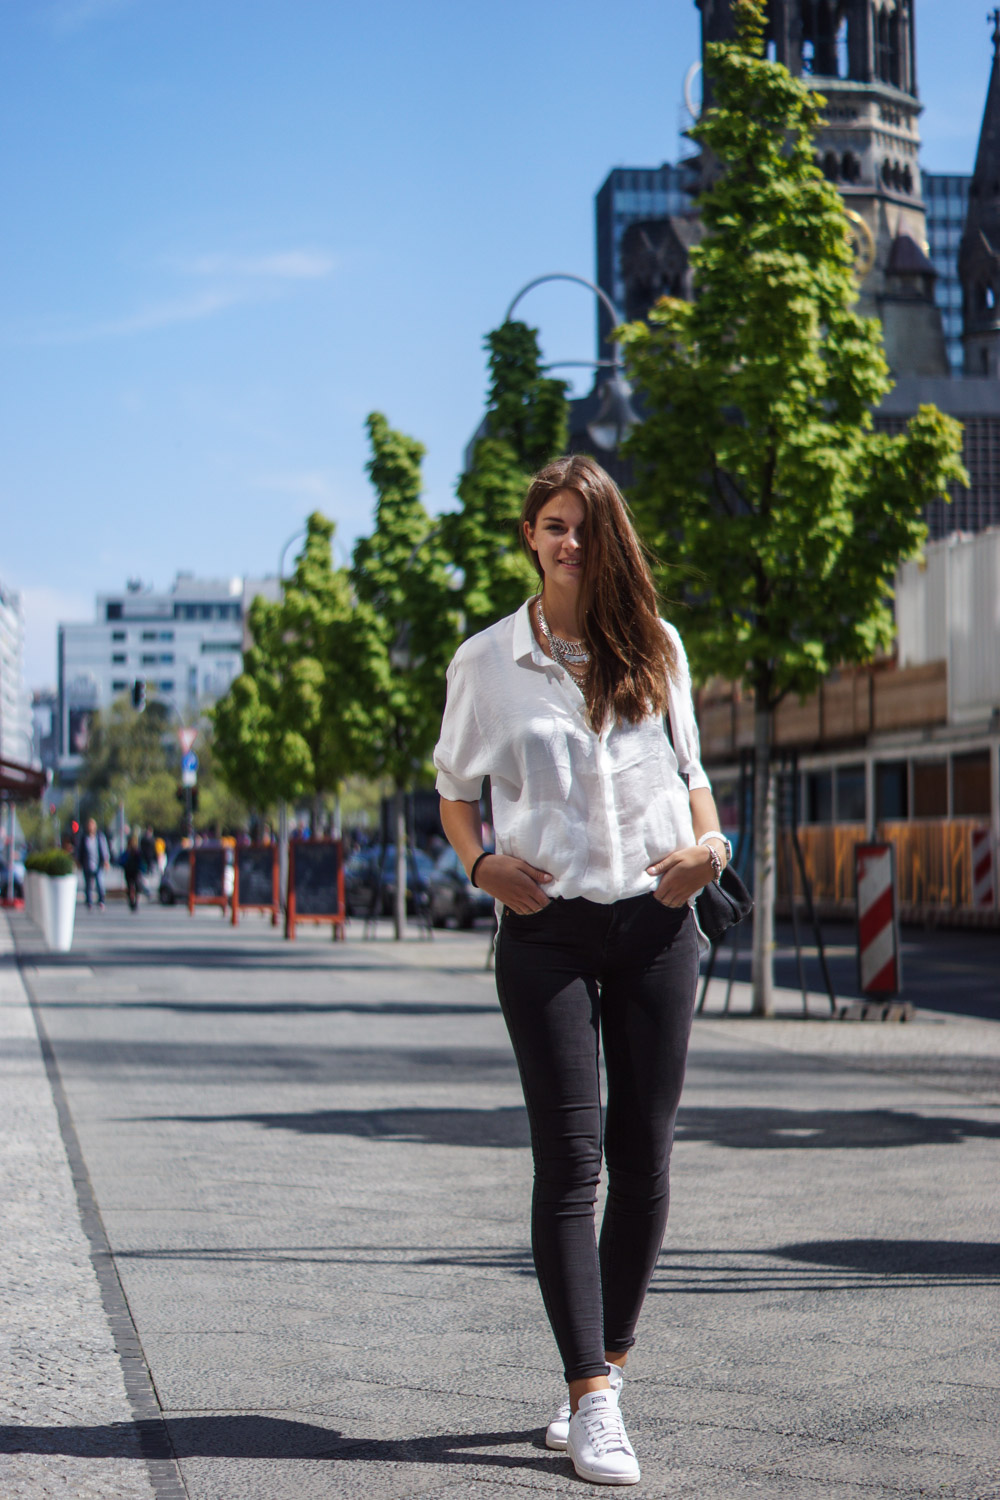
top-left (646, 845), bottom-right (716, 907)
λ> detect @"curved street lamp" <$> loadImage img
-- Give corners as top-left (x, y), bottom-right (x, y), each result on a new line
top-left (504, 272), bottom-right (640, 452)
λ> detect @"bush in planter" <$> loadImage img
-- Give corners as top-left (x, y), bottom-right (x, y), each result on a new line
top-left (25, 850), bottom-right (76, 877)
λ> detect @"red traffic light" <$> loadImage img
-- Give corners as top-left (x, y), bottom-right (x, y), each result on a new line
top-left (49, 803), bottom-right (57, 815)
top-left (71, 820), bottom-right (79, 833)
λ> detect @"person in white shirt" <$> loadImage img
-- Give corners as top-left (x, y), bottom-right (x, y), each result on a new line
top-left (434, 454), bottom-right (730, 1487)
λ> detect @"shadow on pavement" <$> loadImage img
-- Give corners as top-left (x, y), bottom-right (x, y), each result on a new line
top-left (150, 1104), bottom-right (531, 1148)
top-left (0, 1416), bottom-right (553, 1469)
top-left (147, 1101), bottom-right (1000, 1151)
top-left (675, 1105), bottom-right (1000, 1150)
top-left (34, 998), bottom-right (499, 1017)
top-left (646, 1238), bottom-right (1000, 1293)
top-left (773, 1238), bottom-right (1000, 1277)
top-left (113, 1243), bottom-right (538, 1275)
top-left (50, 1042), bottom-right (518, 1085)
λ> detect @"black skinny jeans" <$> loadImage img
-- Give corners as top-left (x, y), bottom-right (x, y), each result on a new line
top-left (495, 893), bottom-right (699, 1383)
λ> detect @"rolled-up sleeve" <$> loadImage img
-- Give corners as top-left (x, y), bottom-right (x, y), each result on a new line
top-left (665, 623), bottom-right (712, 793)
top-left (434, 650), bottom-right (491, 802)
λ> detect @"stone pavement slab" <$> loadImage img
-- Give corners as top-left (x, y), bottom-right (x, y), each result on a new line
top-left (3, 903), bottom-right (1000, 1498)
top-left (0, 916), bottom-right (159, 1499)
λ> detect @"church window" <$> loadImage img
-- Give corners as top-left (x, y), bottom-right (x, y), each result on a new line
top-left (835, 13), bottom-right (849, 78)
top-left (841, 151), bottom-right (861, 184)
top-left (802, 38), bottom-right (815, 72)
top-left (986, 286), bottom-right (996, 310)
top-left (822, 150), bottom-right (840, 181)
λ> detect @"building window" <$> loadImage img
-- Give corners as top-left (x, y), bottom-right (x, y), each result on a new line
top-left (159, 680), bottom-right (175, 692)
top-left (112, 680), bottom-right (128, 693)
top-left (158, 653), bottom-right (174, 664)
top-left (805, 770), bottom-right (833, 823)
top-left (875, 761), bottom-right (908, 821)
top-left (952, 752), bottom-right (991, 817)
top-left (200, 641), bottom-right (242, 654)
top-left (106, 602), bottom-right (122, 620)
top-left (141, 653), bottom-right (159, 666)
top-left (112, 630), bottom-right (126, 642)
top-left (835, 765), bottom-right (867, 822)
top-left (912, 760), bottom-right (948, 818)
top-left (159, 630), bottom-right (174, 641)
top-left (112, 653), bottom-right (126, 664)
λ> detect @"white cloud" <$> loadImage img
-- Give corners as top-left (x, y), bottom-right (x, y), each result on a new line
top-left (46, 0), bottom-right (138, 36)
top-left (20, 585), bottom-right (92, 692)
top-left (19, 247), bottom-right (336, 345)
top-left (252, 471), bottom-right (339, 500)
top-left (27, 288), bottom-right (249, 345)
top-left (177, 250), bottom-right (337, 281)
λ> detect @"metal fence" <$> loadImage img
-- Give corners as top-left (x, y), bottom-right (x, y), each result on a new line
top-left (778, 820), bottom-right (993, 912)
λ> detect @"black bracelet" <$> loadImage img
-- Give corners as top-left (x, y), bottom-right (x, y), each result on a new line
top-left (469, 851), bottom-right (492, 888)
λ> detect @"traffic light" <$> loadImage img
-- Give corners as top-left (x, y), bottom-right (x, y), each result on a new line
top-left (132, 678), bottom-right (146, 712)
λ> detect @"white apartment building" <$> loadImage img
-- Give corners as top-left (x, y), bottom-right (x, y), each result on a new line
top-left (0, 577), bottom-right (32, 764)
top-left (57, 573), bottom-right (279, 771)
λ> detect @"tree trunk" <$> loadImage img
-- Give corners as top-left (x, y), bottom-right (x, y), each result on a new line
top-left (750, 701), bottom-right (776, 1017)
top-left (393, 786), bottom-right (407, 941)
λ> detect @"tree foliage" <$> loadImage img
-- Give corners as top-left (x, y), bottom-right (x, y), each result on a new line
top-left (617, 0), bottom-right (966, 1013)
top-left (443, 321), bottom-right (568, 635)
top-left (212, 512), bottom-right (383, 817)
top-left (351, 412), bottom-right (460, 789)
top-left (619, 0), bottom-right (966, 710)
top-left (79, 698), bottom-right (174, 826)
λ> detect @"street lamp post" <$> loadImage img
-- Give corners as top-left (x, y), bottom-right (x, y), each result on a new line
top-left (503, 273), bottom-right (639, 451)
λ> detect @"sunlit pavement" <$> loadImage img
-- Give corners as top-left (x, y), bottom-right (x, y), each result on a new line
top-left (3, 901), bottom-right (999, 1499)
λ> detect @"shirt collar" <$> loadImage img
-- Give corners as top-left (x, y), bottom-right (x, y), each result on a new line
top-left (512, 599), bottom-right (548, 667)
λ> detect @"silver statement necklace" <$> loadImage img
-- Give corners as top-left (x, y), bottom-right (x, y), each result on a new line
top-left (536, 598), bottom-right (590, 677)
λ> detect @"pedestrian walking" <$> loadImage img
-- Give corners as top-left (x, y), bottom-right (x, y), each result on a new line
top-left (123, 834), bottom-right (143, 911)
top-left (434, 455), bottom-right (730, 1487)
top-left (76, 817), bottom-right (110, 911)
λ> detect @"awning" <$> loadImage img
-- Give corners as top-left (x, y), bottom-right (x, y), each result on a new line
top-left (0, 756), bottom-right (47, 800)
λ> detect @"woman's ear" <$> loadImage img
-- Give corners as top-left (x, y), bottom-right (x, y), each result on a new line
top-left (523, 519), bottom-right (537, 552)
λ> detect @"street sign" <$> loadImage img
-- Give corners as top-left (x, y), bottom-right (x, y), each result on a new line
top-left (181, 752), bottom-right (199, 774)
top-left (178, 727), bottom-right (197, 755)
top-left (181, 767), bottom-right (198, 788)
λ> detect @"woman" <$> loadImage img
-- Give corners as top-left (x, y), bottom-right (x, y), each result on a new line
top-left (433, 455), bottom-right (730, 1487)
top-left (123, 833), bottom-right (143, 912)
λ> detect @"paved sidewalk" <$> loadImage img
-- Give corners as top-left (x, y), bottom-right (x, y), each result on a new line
top-left (2, 903), bottom-right (999, 1498)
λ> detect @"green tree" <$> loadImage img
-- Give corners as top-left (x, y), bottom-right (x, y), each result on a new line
top-left (618, 0), bottom-right (967, 1014)
top-left (79, 697), bottom-right (174, 828)
top-left (443, 321), bottom-right (568, 636)
top-left (352, 411), bottom-right (460, 936)
top-left (212, 513), bottom-right (383, 828)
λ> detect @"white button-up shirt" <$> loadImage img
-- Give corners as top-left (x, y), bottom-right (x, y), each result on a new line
top-left (433, 601), bottom-right (711, 906)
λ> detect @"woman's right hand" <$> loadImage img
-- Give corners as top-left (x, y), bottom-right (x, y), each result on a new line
top-left (474, 854), bottom-right (553, 915)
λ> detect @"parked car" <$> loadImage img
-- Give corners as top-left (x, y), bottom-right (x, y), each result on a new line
top-left (159, 843), bottom-right (233, 904)
top-left (343, 844), bottom-right (433, 917)
top-left (428, 844), bottom-right (495, 929)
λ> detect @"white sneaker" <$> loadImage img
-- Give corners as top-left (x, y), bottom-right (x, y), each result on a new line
top-left (545, 1362), bottom-right (623, 1451)
top-left (566, 1388), bottom-right (639, 1486)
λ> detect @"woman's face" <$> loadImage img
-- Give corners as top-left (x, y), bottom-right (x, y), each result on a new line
top-left (524, 489), bottom-right (586, 595)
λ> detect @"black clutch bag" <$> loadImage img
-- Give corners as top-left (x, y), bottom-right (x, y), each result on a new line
top-left (695, 862), bottom-right (753, 945)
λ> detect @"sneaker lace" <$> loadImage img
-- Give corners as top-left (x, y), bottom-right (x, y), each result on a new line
top-left (578, 1404), bottom-right (629, 1456)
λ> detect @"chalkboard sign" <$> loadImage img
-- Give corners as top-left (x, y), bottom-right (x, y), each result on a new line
top-left (286, 839), bottom-right (345, 940)
top-left (187, 846), bottom-right (229, 914)
top-left (233, 844), bottom-right (279, 926)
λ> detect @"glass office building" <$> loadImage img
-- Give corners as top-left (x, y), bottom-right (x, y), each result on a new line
top-left (594, 163), bottom-right (696, 359)
top-left (923, 171), bottom-right (971, 375)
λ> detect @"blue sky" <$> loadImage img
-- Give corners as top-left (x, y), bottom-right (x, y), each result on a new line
top-left (1, 0), bottom-right (990, 689)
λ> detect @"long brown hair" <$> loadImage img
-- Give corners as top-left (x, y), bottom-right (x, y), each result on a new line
top-left (521, 455), bottom-right (677, 731)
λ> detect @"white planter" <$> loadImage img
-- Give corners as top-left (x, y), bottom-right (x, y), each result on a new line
top-left (42, 873), bottom-right (78, 952)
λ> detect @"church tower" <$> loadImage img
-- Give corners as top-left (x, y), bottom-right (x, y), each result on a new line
top-left (959, 11), bottom-right (1000, 377)
top-left (696, 0), bottom-right (949, 376)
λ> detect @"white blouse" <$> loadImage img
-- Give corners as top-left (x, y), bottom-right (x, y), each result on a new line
top-left (433, 601), bottom-right (711, 906)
